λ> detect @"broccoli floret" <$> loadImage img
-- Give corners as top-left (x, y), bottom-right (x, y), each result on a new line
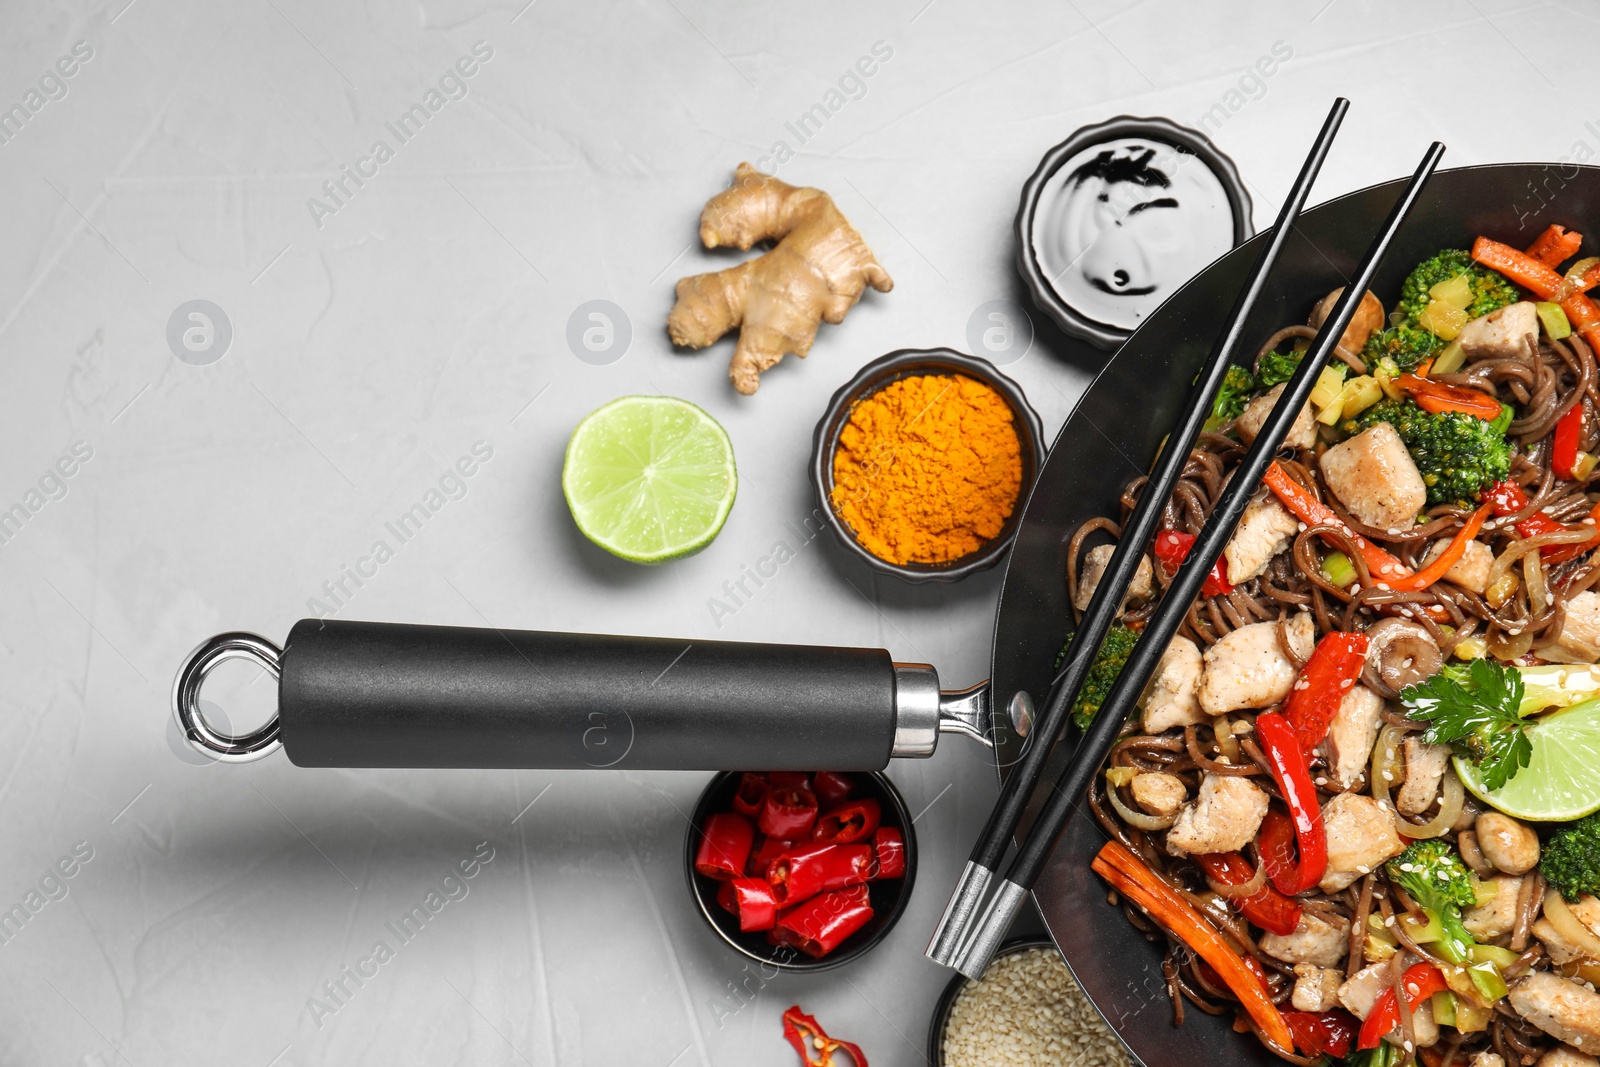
top-left (1541, 812), bottom-right (1600, 902)
top-left (1362, 323), bottom-right (1445, 372)
top-left (1070, 625), bottom-right (1138, 730)
top-left (1387, 839), bottom-right (1479, 964)
top-left (1397, 248), bottom-right (1521, 321)
top-left (1345, 399), bottom-right (1512, 507)
top-left (1209, 364), bottom-right (1256, 425)
top-left (1255, 349), bottom-right (1302, 387)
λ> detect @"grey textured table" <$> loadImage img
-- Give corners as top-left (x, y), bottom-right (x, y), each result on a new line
top-left (0, 1), bottom-right (1585, 1063)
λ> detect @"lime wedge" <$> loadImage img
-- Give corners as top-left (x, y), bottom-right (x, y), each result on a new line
top-left (1455, 697), bottom-right (1600, 822)
top-left (562, 396), bottom-right (737, 564)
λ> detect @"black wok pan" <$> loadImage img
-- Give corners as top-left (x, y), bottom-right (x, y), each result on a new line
top-left (173, 162), bottom-right (1597, 1067)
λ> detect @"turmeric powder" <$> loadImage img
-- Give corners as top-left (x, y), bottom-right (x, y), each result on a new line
top-left (830, 374), bottom-right (1023, 565)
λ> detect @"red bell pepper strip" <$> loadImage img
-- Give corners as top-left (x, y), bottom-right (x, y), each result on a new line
top-left (727, 876), bottom-right (779, 932)
top-left (1525, 223), bottom-right (1584, 268)
top-left (773, 884), bottom-right (875, 959)
top-left (1390, 500), bottom-right (1494, 593)
top-left (1192, 851), bottom-right (1303, 937)
top-left (1262, 462), bottom-right (1414, 586)
top-left (1257, 809), bottom-right (1299, 890)
top-left (1483, 480), bottom-right (1599, 564)
top-left (1397, 373), bottom-right (1505, 421)
top-left (694, 812), bottom-right (754, 881)
top-left (811, 771), bottom-right (854, 808)
top-left (1254, 713), bottom-right (1328, 895)
top-left (1554, 402), bottom-right (1585, 480)
top-left (1151, 529), bottom-right (1234, 597)
top-left (871, 827), bottom-right (905, 880)
top-left (1092, 840), bottom-right (1295, 1054)
top-left (747, 834), bottom-right (794, 878)
top-left (1283, 632), bottom-right (1370, 752)
top-left (1284, 1009), bottom-right (1359, 1059)
top-left (812, 798), bottom-right (880, 845)
top-left (781, 1005), bottom-right (868, 1067)
top-left (1357, 963), bottom-right (1449, 1050)
top-left (733, 773), bottom-right (769, 818)
top-left (759, 787), bottom-right (819, 839)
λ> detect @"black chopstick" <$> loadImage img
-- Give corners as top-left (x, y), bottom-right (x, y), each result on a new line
top-left (950, 140), bottom-right (1448, 980)
top-left (924, 97), bottom-right (1351, 969)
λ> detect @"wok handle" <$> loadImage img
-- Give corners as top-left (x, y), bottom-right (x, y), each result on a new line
top-left (266, 619), bottom-right (944, 771)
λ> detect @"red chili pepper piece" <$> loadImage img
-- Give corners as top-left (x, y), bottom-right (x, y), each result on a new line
top-left (1254, 712), bottom-right (1328, 895)
top-left (781, 1005), bottom-right (869, 1067)
top-left (760, 786), bottom-right (819, 839)
top-left (1397, 373), bottom-right (1505, 421)
top-left (1358, 963), bottom-right (1448, 1050)
top-left (811, 771), bottom-right (854, 808)
top-left (732, 773), bottom-right (769, 818)
top-left (773, 884), bottom-right (875, 959)
top-left (1192, 852), bottom-right (1303, 936)
top-left (716, 879), bottom-right (737, 915)
top-left (1151, 529), bottom-right (1234, 597)
top-left (766, 842), bottom-right (834, 906)
top-left (1554, 403), bottom-right (1584, 481)
top-left (871, 827), bottom-right (905, 880)
top-left (768, 772), bottom-right (812, 791)
top-left (1483, 480), bottom-right (1599, 564)
top-left (694, 812), bottom-right (754, 881)
top-left (1283, 632), bottom-right (1369, 752)
top-left (1283, 1009), bottom-right (1359, 1059)
top-left (747, 834), bottom-right (794, 878)
top-left (812, 798), bottom-right (880, 845)
top-left (728, 876), bottom-right (779, 932)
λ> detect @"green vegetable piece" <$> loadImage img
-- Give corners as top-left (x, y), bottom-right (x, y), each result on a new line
top-left (1536, 301), bottom-right (1573, 340)
top-left (1362, 250), bottom-right (1521, 371)
top-left (1344, 399), bottom-right (1512, 508)
top-left (1363, 323), bottom-right (1443, 371)
top-left (1254, 349), bottom-right (1302, 387)
top-left (1386, 839), bottom-right (1480, 966)
top-left (1401, 659), bottom-right (1532, 792)
top-left (1344, 1043), bottom-right (1402, 1067)
top-left (1320, 550), bottom-right (1356, 589)
top-left (1540, 811), bottom-right (1600, 902)
top-left (1070, 625), bottom-right (1139, 730)
top-left (1207, 365), bottom-right (1257, 429)
top-left (1489, 403), bottom-right (1514, 436)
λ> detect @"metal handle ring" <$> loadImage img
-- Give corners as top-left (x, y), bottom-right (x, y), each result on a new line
top-left (172, 632), bottom-right (284, 764)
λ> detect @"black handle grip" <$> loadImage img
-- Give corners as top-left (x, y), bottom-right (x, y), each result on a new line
top-left (278, 619), bottom-right (900, 771)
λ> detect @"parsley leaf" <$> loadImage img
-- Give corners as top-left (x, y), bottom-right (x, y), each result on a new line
top-left (1400, 658), bottom-right (1532, 791)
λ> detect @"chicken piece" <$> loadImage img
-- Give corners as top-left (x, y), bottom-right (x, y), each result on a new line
top-left (1459, 300), bottom-right (1540, 362)
top-left (1339, 964), bottom-right (1439, 1045)
top-left (1477, 812), bottom-right (1540, 875)
top-left (1130, 772), bottom-right (1187, 819)
top-left (1260, 911), bottom-right (1350, 969)
top-left (1424, 536), bottom-right (1493, 594)
top-left (1237, 382), bottom-right (1318, 451)
top-left (1319, 684), bottom-right (1385, 790)
top-left (1292, 964), bottom-right (1345, 1012)
top-left (1508, 972), bottom-right (1600, 1050)
top-left (1319, 422), bottom-right (1429, 531)
top-left (1164, 774), bottom-right (1269, 857)
top-left (1310, 287), bottom-right (1386, 357)
top-left (1141, 636), bottom-right (1205, 734)
top-left (1320, 793), bottom-right (1405, 892)
top-left (1471, 1053), bottom-right (1508, 1067)
top-left (1533, 894), bottom-right (1600, 966)
top-left (1396, 736), bottom-right (1452, 816)
top-left (1463, 875), bottom-right (1523, 942)
top-left (1544, 590), bottom-right (1600, 665)
top-left (1197, 613), bottom-right (1316, 715)
top-left (1224, 493), bottom-right (1302, 584)
top-left (1073, 544), bottom-right (1154, 613)
top-left (1538, 1047), bottom-right (1599, 1067)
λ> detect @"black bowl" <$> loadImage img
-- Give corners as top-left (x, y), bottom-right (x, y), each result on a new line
top-left (1015, 115), bottom-right (1253, 350)
top-left (987, 163), bottom-right (1600, 1067)
top-left (683, 770), bottom-right (917, 972)
top-left (925, 935), bottom-right (1062, 1065)
top-left (808, 348), bottom-right (1047, 584)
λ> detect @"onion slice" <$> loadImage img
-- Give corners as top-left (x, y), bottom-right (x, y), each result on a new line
top-left (1205, 846), bottom-right (1269, 900)
top-left (1487, 528), bottom-right (1597, 591)
top-left (1525, 550), bottom-right (1549, 616)
top-left (1395, 768), bottom-right (1464, 840)
top-left (1107, 780), bottom-right (1179, 831)
top-left (1371, 723), bottom-right (1407, 810)
top-left (1543, 892), bottom-right (1600, 962)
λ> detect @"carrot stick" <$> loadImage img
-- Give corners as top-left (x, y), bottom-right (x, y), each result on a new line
top-left (1262, 462), bottom-right (1413, 583)
top-left (1389, 501), bottom-right (1492, 592)
top-left (1471, 237), bottom-right (1562, 297)
top-left (1093, 840), bottom-right (1295, 1054)
top-left (1524, 224), bottom-right (1584, 269)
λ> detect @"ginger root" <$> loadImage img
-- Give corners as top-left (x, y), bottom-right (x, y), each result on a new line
top-left (668, 163), bottom-right (893, 395)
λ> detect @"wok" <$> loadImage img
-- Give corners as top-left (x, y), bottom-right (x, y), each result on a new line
top-left (172, 162), bottom-right (1597, 1066)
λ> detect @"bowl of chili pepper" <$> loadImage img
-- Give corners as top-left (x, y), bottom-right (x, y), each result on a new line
top-left (684, 769), bottom-right (916, 972)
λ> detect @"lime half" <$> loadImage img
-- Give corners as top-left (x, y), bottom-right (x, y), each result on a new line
top-left (1455, 697), bottom-right (1600, 822)
top-left (562, 396), bottom-right (737, 564)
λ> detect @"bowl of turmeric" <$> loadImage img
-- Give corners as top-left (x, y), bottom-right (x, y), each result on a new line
top-left (809, 348), bottom-right (1045, 583)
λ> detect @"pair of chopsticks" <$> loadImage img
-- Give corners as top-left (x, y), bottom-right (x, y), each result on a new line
top-left (927, 98), bottom-right (1447, 978)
